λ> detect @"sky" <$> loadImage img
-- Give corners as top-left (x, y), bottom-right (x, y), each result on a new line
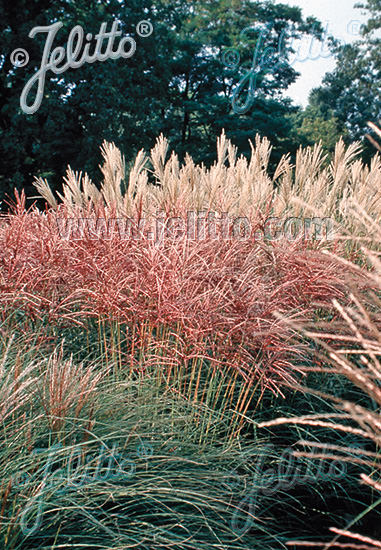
top-left (273, 0), bottom-right (368, 106)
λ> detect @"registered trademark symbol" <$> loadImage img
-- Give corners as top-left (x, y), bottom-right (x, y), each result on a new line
top-left (136, 20), bottom-right (153, 38)
top-left (347, 20), bottom-right (361, 36)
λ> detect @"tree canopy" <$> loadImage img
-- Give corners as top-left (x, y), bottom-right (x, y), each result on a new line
top-left (0, 0), bottom-right (325, 203)
top-left (305, 0), bottom-right (381, 160)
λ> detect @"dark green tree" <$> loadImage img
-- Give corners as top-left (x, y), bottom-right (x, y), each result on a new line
top-left (0, 0), bottom-right (324, 203)
top-left (0, 0), bottom-right (173, 203)
top-left (306, 0), bottom-right (381, 161)
top-left (289, 104), bottom-right (349, 155)
top-left (159, 0), bottom-right (324, 166)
